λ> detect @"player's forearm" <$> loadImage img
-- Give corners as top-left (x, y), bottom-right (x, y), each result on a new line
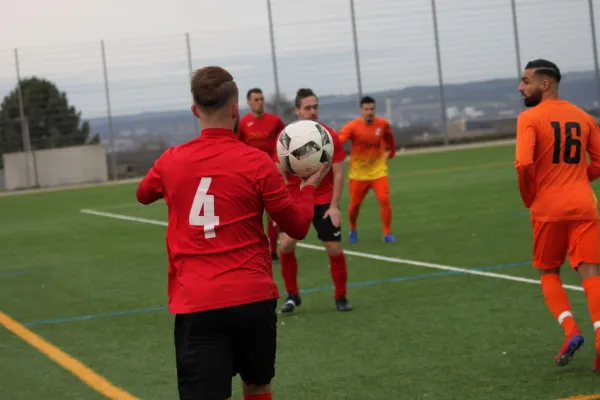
top-left (516, 165), bottom-right (536, 208)
top-left (269, 186), bottom-right (316, 240)
top-left (588, 164), bottom-right (600, 182)
top-left (331, 163), bottom-right (344, 208)
top-left (385, 135), bottom-right (396, 157)
top-left (136, 178), bottom-right (163, 205)
top-left (275, 162), bottom-right (289, 184)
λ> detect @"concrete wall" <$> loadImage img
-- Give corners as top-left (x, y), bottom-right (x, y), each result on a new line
top-left (3, 145), bottom-right (109, 190)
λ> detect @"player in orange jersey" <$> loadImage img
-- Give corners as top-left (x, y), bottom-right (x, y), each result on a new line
top-left (338, 96), bottom-right (397, 243)
top-left (515, 59), bottom-right (600, 372)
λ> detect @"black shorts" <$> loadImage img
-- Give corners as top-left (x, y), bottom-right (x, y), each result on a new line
top-left (313, 203), bottom-right (342, 242)
top-left (174, 299), bottom-right (277, 400)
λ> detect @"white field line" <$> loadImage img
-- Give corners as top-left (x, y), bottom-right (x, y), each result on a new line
top-left (79, 208), bottom-right (584, 293)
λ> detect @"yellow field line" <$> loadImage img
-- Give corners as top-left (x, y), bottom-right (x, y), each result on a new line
top-left (557, 394), bottom-right (600, 400)
top-left (0, 310), bottom-right (138, 400)
top-left (396, 161), bottom-right (512, 177)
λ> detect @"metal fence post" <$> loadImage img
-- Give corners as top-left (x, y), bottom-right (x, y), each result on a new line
top-left (186, 33), bottom-right (199, 134)
top-left (14, 48), bottom-right (38, 187)
top-left (266, 0), bottom-right (281, 115)
top-left (510, 0), bottom-right (524, 115)
top-left (510, 0), bottom-right (522, 82)
top-left (349, 0), bottom-right (363, 100)
top-left (588, 0), bottom-right (600, 112)
top-left (101, 40), bottom-right (117, 180)
top-left (431, 0), bottom-right (448, 145)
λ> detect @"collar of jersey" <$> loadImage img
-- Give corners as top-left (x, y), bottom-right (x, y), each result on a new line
top-left (200, 128), bottom-right (236, 137)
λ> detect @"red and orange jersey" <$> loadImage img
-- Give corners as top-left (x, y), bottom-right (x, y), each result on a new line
top-left (515, 99), bottom-right (600, 222)
top-left (237, 112), bottom-right (285, 156)
top-left (338, 116), bottom-right (396, 181)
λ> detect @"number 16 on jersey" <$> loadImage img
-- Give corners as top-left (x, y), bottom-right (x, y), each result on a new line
top-left (188, 177), bottom-right (220, 238)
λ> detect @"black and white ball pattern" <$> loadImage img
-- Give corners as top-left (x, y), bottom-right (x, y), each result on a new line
top-left (276, 120), bottom-right (334, 178)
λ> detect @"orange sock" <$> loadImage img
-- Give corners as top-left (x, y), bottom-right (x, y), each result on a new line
top-left (540, 274), bottom-right (578, 336)
top-left (582, 276), bottom-right (600, 350)
top-left (378, 197), bottom-right (392, 236)
top-left (348, 202), bottom-right (360, 231)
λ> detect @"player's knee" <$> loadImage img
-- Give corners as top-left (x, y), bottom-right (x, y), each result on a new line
top-left (538, 267), bottom-right (561, 276)
top-left (376, 195), bottom-right (390, 207)
top-left (577, 263), bottom-right (600, 280)
top-left (348, 200), bottom-right (361, 210)
top-left (324, 241), bottom-right (343, 257)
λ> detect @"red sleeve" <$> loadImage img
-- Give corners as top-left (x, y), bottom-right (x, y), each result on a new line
top-left (384, 122), bottom-right (396, 158)
top-left (254, 153), bottom-right (315, 240)
top-left (515, 114), bottom-right (536, 208)
top-left (136, 153), bottom-right (165, 205)
top-left (330, 128), bottom-right (346, 163)
top-left (587, 117), bottom-right (600, 182)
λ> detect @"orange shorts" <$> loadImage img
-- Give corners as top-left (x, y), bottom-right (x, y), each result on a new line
top-left (349, 176), bottom-right (389, 205)
top-left (532, 219), bottom-right (600, 270)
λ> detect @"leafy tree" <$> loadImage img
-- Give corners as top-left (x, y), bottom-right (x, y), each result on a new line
top-left (0, 77), bottom-right (99, 161)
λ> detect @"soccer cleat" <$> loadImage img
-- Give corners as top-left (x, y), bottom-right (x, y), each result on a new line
top-left (384, 234), bottom-right (396, 243)
top-left (271, 253), bottom-right (279, 264)
top-left (280, 294), bottom-right (301, 314)
top-left (349, 229), bottom-right (358, 244)
top-left (554, 328), bottom-right (584, 367)
top-left (335, 296), bottom-right (353, 312)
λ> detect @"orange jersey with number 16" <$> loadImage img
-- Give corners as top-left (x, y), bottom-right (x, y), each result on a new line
top-left (515, 99), bottom-right (600, 222)
top-left (338, 117), bottom-right (396, 181)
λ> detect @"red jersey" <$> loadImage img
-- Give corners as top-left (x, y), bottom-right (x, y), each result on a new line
top-left (237, 112), bottom-right (285, 155)
top-left (136, 128), bottom-right (316, 314)
top-left (276, 122), bottom-right (346, 205)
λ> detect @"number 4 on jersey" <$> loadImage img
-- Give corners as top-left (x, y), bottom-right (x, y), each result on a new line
top-left (189, 177), bottom-right (220, 238)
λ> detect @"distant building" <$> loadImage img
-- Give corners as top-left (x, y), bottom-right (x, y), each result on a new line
top-left (464, 117), bottom-right (517, 133)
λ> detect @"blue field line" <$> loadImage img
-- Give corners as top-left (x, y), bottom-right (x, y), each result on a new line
top-left (0, 271), bottom-right (28, 278)
top-left (21, 260), bottom-right (531, 327)
top-left (22, 306), bottom-right (167, 327)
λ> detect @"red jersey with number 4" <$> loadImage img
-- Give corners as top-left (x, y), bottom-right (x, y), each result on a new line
top-left (515, 99), bottom-right (600, 221)
top-left (136, 128), bottom-right (316, 314)
top-left (275, 122), bottom-right (346, 205)
top-left (237, 112), bottom-right (285, 155)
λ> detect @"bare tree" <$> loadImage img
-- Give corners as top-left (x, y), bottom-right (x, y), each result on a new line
top-left (264, 93), bottom-right (296, 124)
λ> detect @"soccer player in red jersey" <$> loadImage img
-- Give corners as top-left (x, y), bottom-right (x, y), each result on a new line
top-left (515, 59), bottom-right (600, 371)
top-left (136, 66), bottom-right (330, 400)
top-left (237, 88), bottom-right (286, 264)
top-left (276, 88), bottom-right (353, 313)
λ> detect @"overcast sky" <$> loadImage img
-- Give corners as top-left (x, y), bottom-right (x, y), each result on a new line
top-left (0, 0), bottom-right (598, 118)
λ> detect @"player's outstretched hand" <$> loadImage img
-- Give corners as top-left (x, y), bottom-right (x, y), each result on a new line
top-left (301, 162), bottom-right (331, 190)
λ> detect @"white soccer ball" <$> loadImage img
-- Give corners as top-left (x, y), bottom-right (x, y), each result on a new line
top-left (276, 120), bottom-right (334, 178)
